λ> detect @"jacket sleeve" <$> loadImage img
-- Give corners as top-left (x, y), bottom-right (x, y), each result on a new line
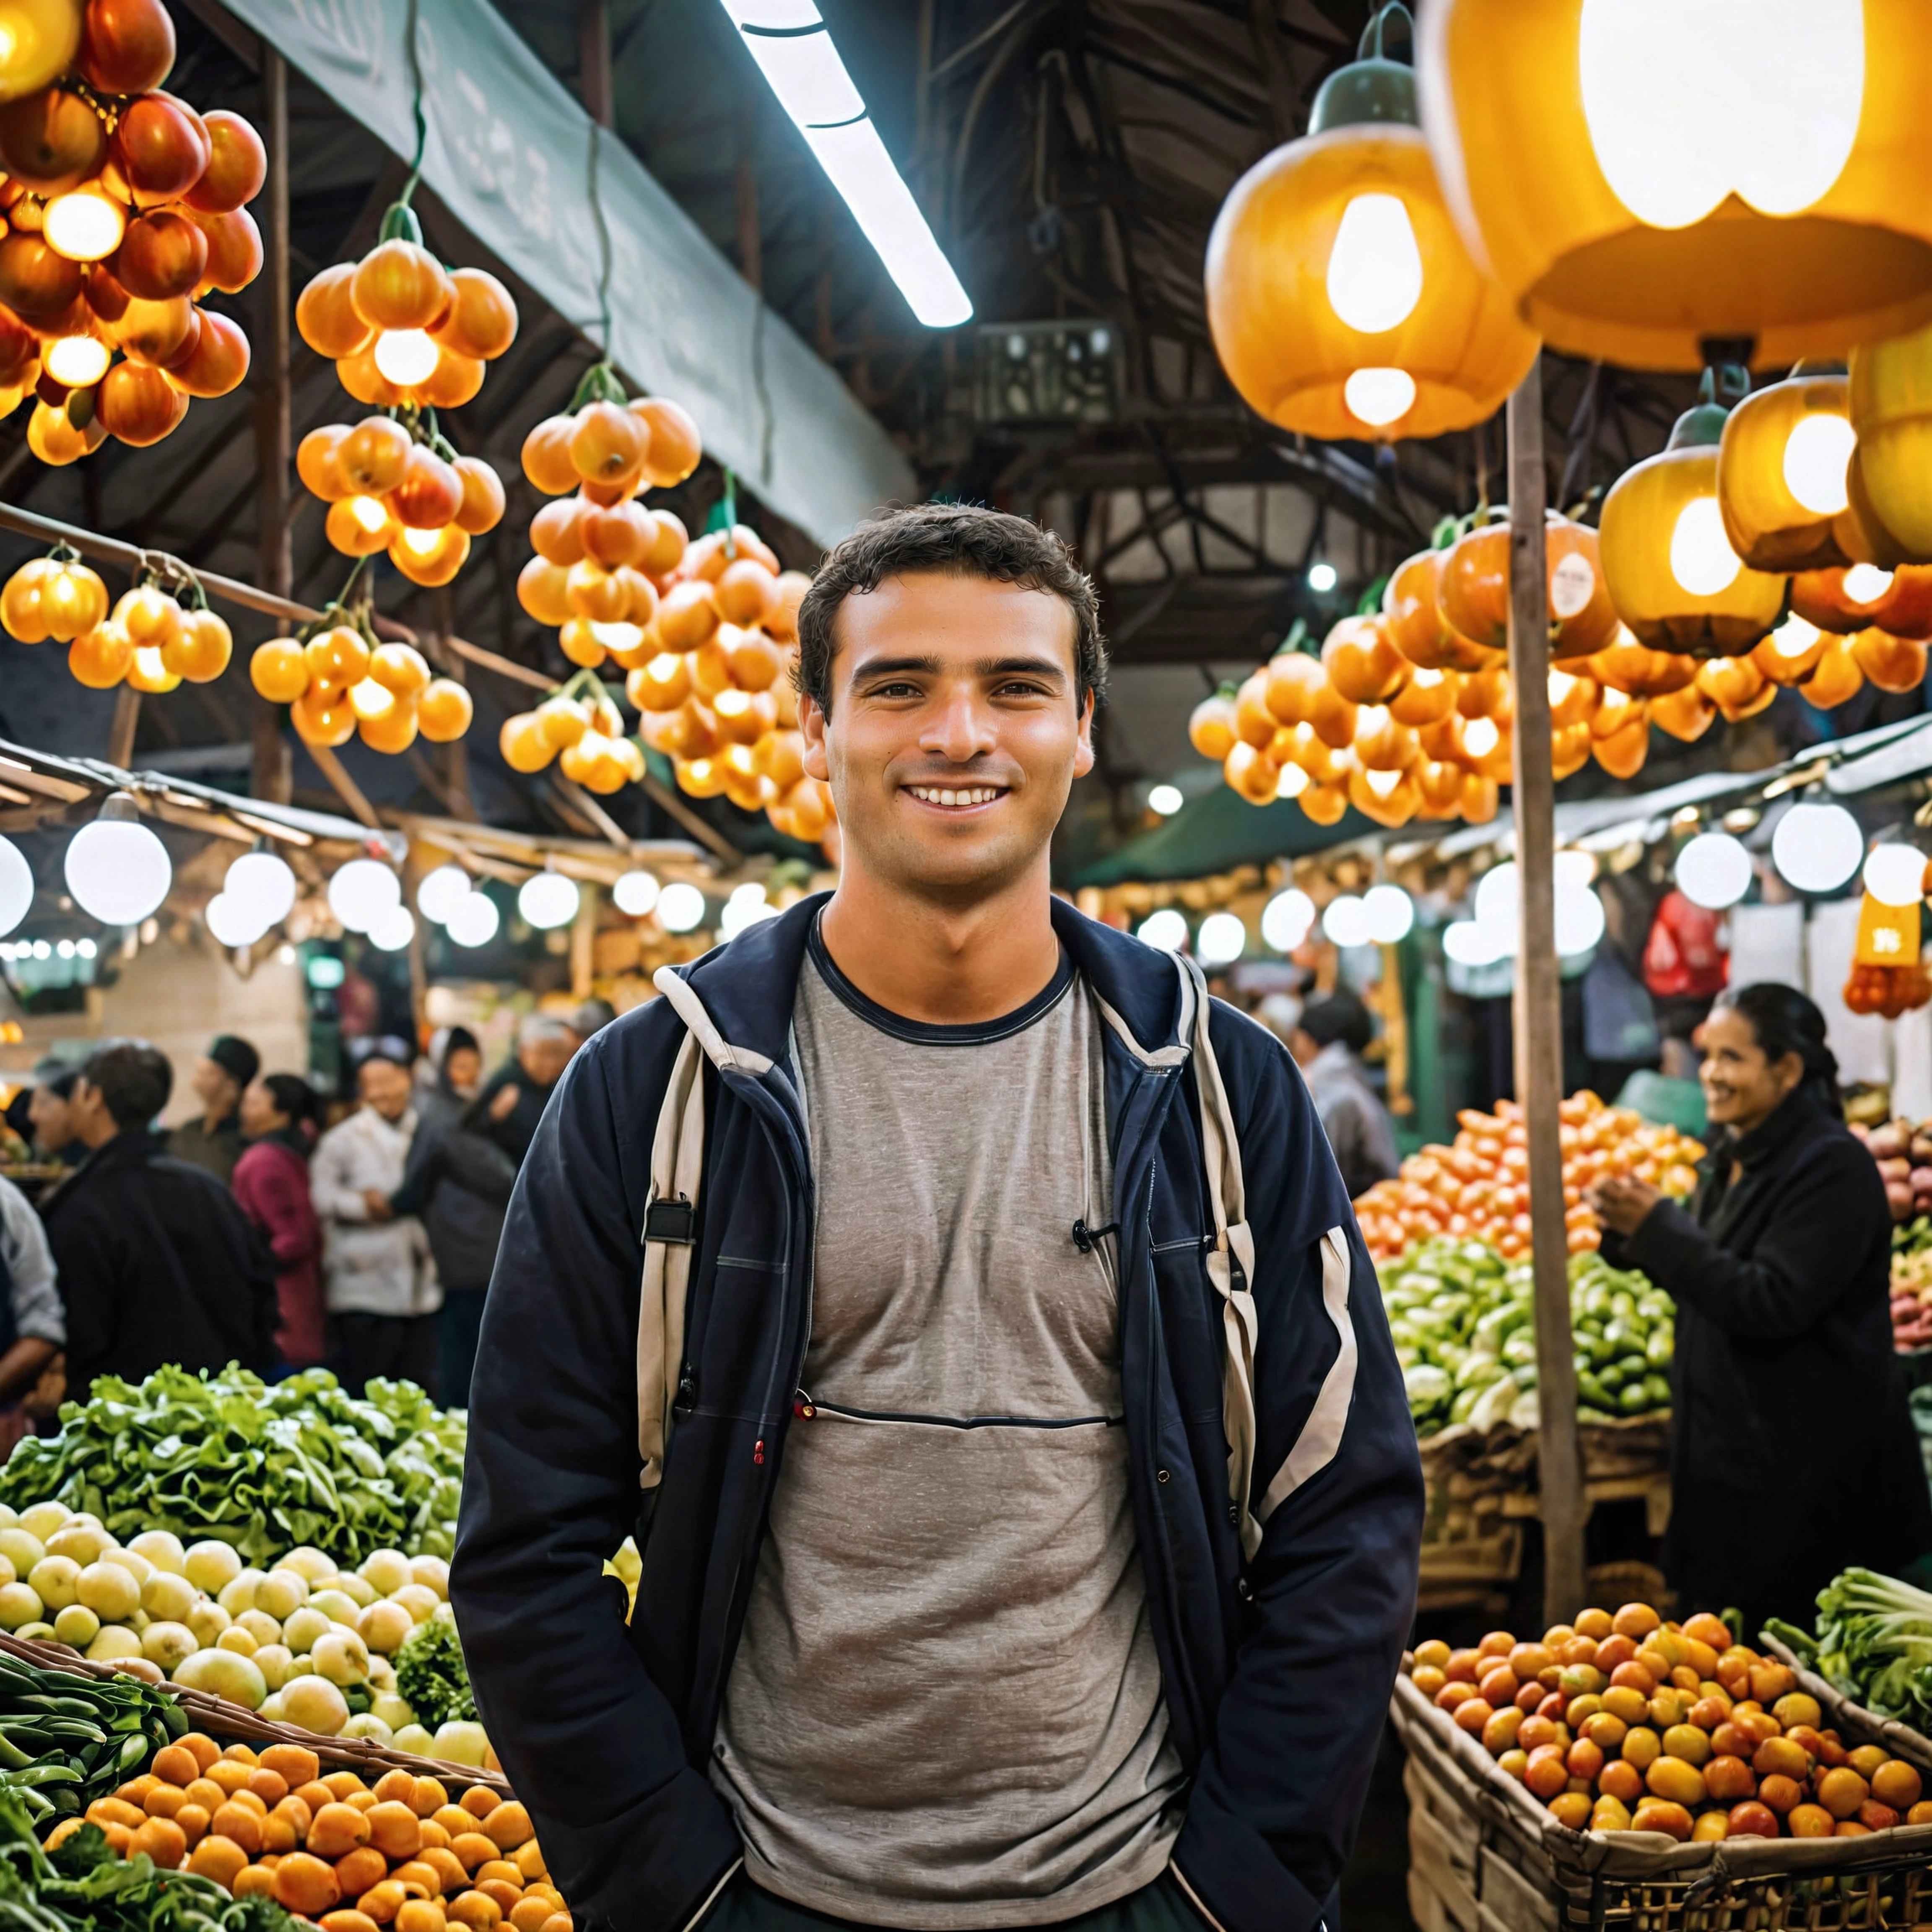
top-left (432, 1128), bottom-right (519, 1206)
top-left (1622, 1139), bottom-right (1880, 1343)
top-left (0, 1179), bottom-right (62, 1346)
top-left (388, 1123), bottom-right (442, 1220)
top-left (235, 1156), bottom-right (321, 1272)
top-left (309, 1130), bottom-right (367, 1223)
top-left (451, 1019), bottom-right (740, 1932)
top-left (1174, 1010), bottom-right (1424, 1932)
top-left (44, 1197), bottom-right (117, 1384)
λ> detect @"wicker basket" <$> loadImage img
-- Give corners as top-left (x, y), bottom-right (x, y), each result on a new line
top-left (0, 1628), bottom-right (511, 1795)
top-left (1391, 1666), bottom-right (1932, 1931)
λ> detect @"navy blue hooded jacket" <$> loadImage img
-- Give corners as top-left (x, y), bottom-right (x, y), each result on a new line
top-left (452, 897), bottom-right (1422, 1932)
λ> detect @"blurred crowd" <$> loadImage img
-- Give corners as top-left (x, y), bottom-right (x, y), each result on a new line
top-left (0, 998), bottom-right (611, 1432)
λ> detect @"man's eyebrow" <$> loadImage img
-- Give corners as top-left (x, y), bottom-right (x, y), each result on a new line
top-left (846, 654), bottom-right (1069, 683)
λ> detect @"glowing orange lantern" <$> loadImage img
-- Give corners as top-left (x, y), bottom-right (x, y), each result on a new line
top-left (1599, 378), bottom-right (1787, 655)
top-left (1716, 364), bottom-right (1862, 571)
top-left (1205, 5), bottom-right (1536, 441)
top-left (1418, 0), bottom-right (1932, 369)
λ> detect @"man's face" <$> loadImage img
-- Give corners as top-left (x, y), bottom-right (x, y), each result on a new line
top-left (799, 573), bottom-right (1093, 901)
top-left (359, 1059), bottom-right (413, 1122)
top-left (445, 1046), bottom-right (482, 1092)
top-left (518, 1036), bottom-right (574, 1088)
top-left (192, 1058), bottom-right (238, 1118)
top-left (66, 1079), bottom-right (114, 1147)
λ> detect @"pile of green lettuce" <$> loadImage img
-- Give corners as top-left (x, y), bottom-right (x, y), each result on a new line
top-left (0, 1367), bottom-right (465, 1566)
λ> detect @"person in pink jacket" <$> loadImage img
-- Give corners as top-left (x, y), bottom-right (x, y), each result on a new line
top-left (232, 1074), bottom-right (327, 1371)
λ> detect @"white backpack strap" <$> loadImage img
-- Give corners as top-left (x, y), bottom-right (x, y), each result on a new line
top-left (637, 1026), bottom-right (706, 1490)
top-left (1179, 955), bottom-right (1263, 1560)
top-left (1254, 1226), bottom-right (1357, 1526)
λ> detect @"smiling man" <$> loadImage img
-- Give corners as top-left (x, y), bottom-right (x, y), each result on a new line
top-left (453, 504), bottom-right (1422, 1932)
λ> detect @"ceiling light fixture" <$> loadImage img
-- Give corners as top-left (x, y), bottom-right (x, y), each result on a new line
top-left (718, 0), bottom-right (971, 328)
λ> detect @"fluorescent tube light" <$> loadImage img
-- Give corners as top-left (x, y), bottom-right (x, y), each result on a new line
top-left (718, 6), bottom-right (972, 328)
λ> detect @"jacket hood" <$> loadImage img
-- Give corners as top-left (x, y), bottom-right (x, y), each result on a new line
top-left (657, 890), bottom-right (1195, 1072)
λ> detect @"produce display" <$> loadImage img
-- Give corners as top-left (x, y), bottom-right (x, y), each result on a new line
top-left (1387, 1239), bottom-right (1673, 1436)
top-left (0, 1638), bottom-right (187, 1826)
top-left (1768, 1569), bottom-right (1932, 1737)
top-left (1893, 1222), bottom-right (1932, 1352)
top-left (1353, 1092), bottom-right (1704, 1261)
top-left (0, 1500), bottom-right (489, 1762)
top-left (0, 0), bottom-right (263, 460)
top-left (1852, 1116), bottom-right (1932, 1224)
top-left (1410, 1603), bottom-right (1929, 1841)
top-left (0, 1370), bottom-right (466, 1568)
top-left (43, 1734), bottom-right (567, 1932)
top-left (0, 1790), bottom-right (305, 1932)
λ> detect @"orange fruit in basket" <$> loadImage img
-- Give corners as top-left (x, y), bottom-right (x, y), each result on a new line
top-left (1630, 1799), bottom-right (1692, 1841)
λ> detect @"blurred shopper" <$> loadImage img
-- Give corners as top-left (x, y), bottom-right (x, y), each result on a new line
top-left (392, 1029), bottom-right (516, 1409)
top-left (571, 997), bottom-right (616, 1044)
top-left (26, 1069), bottom-right (80, 1159)
top-left (169, 1035), bottom-right (260, 1185)
top-left (0, 1171), bottom-right (65, 1451)
top-left (233, 1075), bottom-right (327, 1373)
top-left (1291, 991), bottom-right (1400, 1199)
top-left (312, 1041), bottom-right (438, 1395)
top-left (472, 1015), bottom-right (575, 1165)
top-left (42, 1041), bottom-right (275, 1395)
top-left (1592, 983), bottom-right (1930, 1633)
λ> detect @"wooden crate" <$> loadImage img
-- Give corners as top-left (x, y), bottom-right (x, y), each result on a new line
top-left (1390, 1668), bottom-right (1932, 1931)
top-left (0, 1629), bottom-right (510, 1794)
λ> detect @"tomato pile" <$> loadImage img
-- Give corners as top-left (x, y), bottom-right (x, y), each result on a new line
top-left (1412, 1604), bottom-right (1928, 1842)
top-left (1354, 1093), bottom-right (1703, 1261)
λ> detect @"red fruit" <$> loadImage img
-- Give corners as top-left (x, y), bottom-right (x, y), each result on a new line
top-left (385, 444), bottom-right (462, 530)
top-left (0, 306), bottom-right (38, 388)
top-left (113, 209), bottom-right (206, 300)
top-left (0, 235), bottom-right (82, 321)
top-left (0, 88), bottom-right (107, 195)
top-left (182, 110), bottom-right (263, 212)
top-left (163, 309), bottom-right (246, 397)
top-left (97, 358), bottom-right (186, 444)
top-left (188, 207), bottom-right (260, 293)
top-left (78, 0), bottom-right (175, 93)
top-left (112, 94), bottom-right (208, 202)
top-left (83, 261), bottom-right (130, 325)
top-left (1727, 1802), bottom-right (1780, 1840)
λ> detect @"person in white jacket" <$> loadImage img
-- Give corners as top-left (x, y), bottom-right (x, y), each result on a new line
top-left (311, 1040), bottom-right (439, 1395)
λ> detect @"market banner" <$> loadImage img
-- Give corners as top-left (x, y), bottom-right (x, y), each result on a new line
top-left (220, 0), bottom-right (915, 547)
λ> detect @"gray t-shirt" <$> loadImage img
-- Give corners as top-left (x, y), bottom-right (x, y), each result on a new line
top-left (710, 927), bottom-right (1185, 1927)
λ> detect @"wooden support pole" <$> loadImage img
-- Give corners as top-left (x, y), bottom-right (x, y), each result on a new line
top-left (1506, 358), bottom-right (1587, 1625)
top-left (578, 0), bottom-right (613, 128)
top-left (252, 46), bottom-right (292, 805)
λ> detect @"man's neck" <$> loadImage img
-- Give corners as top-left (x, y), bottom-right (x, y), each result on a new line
top-left (202, 1104), bottom-right (233, 1134)
top-left (817, 863), bottom-right (1061, 1027)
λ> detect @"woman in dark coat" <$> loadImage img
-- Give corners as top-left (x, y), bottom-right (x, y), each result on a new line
top-left (232, 1074), bottom-right (327, 1372)
top-left (1590, 982), bottom-right (1931, 1639)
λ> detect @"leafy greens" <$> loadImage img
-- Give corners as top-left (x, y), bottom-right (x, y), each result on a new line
top-left (0, 1368), bottom-right (465, 1566)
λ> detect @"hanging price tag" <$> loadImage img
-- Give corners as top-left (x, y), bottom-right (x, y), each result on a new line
top-left (1854, 891), bottom-right (1921, 966)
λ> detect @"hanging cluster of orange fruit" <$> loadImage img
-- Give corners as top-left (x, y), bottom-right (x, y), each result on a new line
top-left (295, 216), bottom-right (518, 417)
top-left (291, 208), bottom-right (517, 589)
top-left (496, 676), bottom-right (645, 795)
top-left (623, 528), bottom-right (831, 841)
top-left (1198, 509), bottom-right (1917, 828)
top-left (513, 376), bottom-right (704, 670)
top-left (248, 619), bottom-right (471, 753)
top-left (0, 0), bottom-right (261, 458)
top-left (297, 414), bottom-right (505, 589)
top-left (1, 549), bottom-right (229, 689)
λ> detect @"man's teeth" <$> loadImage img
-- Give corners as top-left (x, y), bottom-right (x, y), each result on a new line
top-left (909, 785), bottom-right (1002, 806)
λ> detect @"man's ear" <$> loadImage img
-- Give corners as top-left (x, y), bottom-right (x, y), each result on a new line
top-left (1072, 690), bottom-right (1096, 780)
top-left (800, 691), bottom-right (831, 782)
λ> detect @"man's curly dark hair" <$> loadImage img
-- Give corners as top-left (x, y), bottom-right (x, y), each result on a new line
top-left (794, 502), bottom-right (1107, 717)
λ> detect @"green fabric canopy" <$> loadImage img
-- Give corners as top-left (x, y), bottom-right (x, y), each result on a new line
top-left (1069, 786), bottom-right (1381, 888)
